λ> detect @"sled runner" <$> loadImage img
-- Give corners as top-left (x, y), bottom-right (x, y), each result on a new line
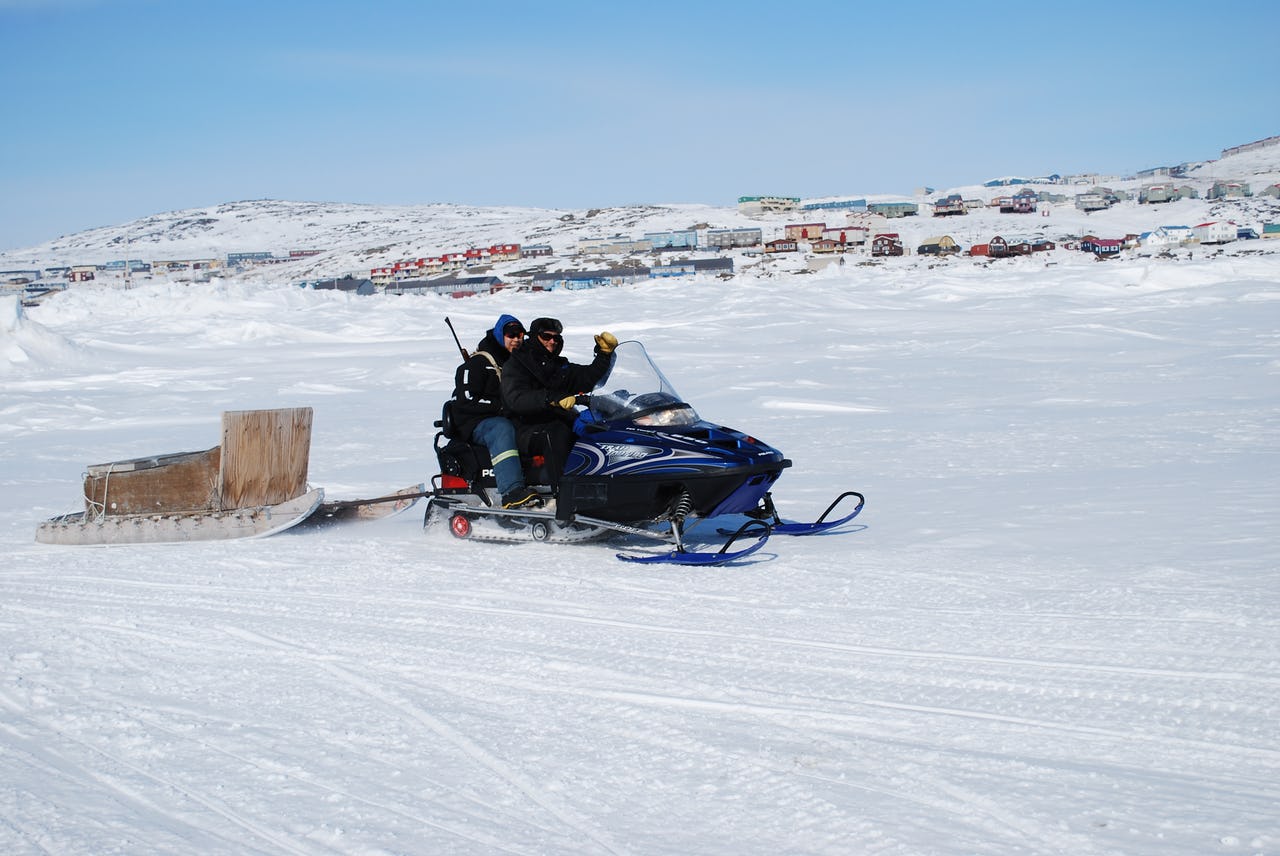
top-left (36, 489), bottom-right (325, 546)
top-left (424, 341), bottom-right (865, 565)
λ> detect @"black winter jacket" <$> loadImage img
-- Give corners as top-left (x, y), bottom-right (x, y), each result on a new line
top-left (451, 331), bottom-right (511, 440)
top-left (501, 339), bottom-right (613, 428)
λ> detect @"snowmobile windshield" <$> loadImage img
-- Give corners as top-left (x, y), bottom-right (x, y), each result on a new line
top-left (588, 341), bottom-right (700, 426)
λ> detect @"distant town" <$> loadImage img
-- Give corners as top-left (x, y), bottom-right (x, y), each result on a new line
top-left (4, 136), bottom-right (1279, 306)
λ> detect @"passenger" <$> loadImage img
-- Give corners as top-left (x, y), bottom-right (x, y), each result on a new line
top-left (452, 314), bottom-right (541, 509)
top-left (501, 317), bottom-right (617, 489)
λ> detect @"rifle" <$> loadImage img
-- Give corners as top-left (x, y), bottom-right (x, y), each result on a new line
top-left (444, 316), bottom-right (469, 361)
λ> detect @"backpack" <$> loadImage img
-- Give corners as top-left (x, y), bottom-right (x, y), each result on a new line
top-left (441, 349), bottom-right (502, 440)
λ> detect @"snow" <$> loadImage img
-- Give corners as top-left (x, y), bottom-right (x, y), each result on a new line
top-left (3, 233), bottom-right (1279, 854)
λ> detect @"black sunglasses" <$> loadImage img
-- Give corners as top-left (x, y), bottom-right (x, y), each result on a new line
top-left (502, 323), bottom-right (525, 338)
top-left (537, 331), bottom-right (563, 342)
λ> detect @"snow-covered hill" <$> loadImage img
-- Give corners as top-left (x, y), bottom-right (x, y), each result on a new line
top-left (3, 142), bottom-right (1278, 285)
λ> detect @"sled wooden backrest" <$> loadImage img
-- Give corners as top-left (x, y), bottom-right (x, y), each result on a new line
top-left (217, 407), bottom-right (313, 509)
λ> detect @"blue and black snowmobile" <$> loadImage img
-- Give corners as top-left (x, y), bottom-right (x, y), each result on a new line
top-left (424, 341), bottom-right (864, 565)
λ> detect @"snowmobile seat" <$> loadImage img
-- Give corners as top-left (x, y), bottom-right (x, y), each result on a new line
top-left (436, 400), bottom-right (460, 441)
top-left (432, 401), bottom-right (556, 493)
top-left (434, 432), bottom-right (495, 486)
top-left (432, 430), bottom-right (551, 490)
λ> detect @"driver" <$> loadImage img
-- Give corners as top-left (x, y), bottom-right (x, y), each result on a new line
top-left (501, 317), bottom-right (617, 492)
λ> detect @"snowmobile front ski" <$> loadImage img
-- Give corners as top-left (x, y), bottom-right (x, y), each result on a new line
top-left (617, 520), bottom-right (771, 566)
top-left (720, 491), bottom-right (865, 537)
top-left (770, 491), bottom-right (865, 535)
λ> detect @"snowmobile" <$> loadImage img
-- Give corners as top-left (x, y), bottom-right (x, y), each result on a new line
top-left (423, 341), bottom-right (864, 565)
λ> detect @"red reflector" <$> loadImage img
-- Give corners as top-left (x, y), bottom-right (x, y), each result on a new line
top-left (440, 474), bottom-right (469, 489)
top-left (532, 455), bottom-right (546, 467)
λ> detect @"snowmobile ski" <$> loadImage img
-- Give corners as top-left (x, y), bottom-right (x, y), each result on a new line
top-left (767, 491), bottom-right (865, 536)
top-left (616, 520), bottom-right (771, 566)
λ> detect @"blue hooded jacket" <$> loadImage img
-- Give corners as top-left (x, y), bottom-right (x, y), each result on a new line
top-left (451, 314), bottom-right (524, 441)
top-left (493, 314), bottom-right (524, 345)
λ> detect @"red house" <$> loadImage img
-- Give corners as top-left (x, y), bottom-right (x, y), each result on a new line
top-left (871, 233), bottom-right (904, 257)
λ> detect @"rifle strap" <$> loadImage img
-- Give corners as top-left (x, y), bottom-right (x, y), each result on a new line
top-left (473, 349), bottom-right (501, 378)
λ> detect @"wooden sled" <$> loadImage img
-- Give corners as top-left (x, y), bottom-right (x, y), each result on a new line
top-left (36, 407), bottom-right (323, 546)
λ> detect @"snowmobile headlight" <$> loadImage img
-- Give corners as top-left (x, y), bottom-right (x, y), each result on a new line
top-left (600, 443), bottom-right (660, 461)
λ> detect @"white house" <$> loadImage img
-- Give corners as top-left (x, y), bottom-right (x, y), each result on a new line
top-left (823, 225), bottom-right (869, 245)
top-left (1193, 221), bottom-right (1236, 245)
top-left (1141, 225), bottom-right (1198, 248)
top-left (845, 212), bottom-right (889, 233)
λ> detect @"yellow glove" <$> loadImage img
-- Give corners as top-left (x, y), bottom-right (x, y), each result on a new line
top-left (553, 395), bottom-right (578, 410)
top-left (594, 332), bottom-right (618, 354)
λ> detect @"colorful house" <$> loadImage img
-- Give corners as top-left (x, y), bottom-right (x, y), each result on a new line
top-left (871, 234), bottom-right (904, 257)
top-left (1080, 237), bottom-right (1124, 256)
top-left (932, 195), bottom-right (966, 216)
top-left (999, 189), bottom-right (1038, 213)
top-left (917, 235), bottom-right (960, 255)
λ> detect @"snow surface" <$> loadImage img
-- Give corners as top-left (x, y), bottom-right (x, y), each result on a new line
top-left (2, 245), bottom-right (1278, 854)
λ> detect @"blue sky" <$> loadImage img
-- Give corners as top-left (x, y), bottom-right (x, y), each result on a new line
top-left (2, 0), bottom-right (1276, 251)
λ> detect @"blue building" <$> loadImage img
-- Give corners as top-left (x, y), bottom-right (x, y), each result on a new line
top-left (650, 258), bottom-right (733, 278)
top-left (102, 259), bottom-right (151, 272)
top-left (705, 228), bottom-right (762, 249)
top-left (643, 230), bottom-right (698, 250)
top-left (801, 199), bottom-right (867, 212)
top-left (310, 276), bottom-right (376, 295)
top-left (228, 252), bottom-right (275, 266)
top-left (531, 268), bottom-right (651, 290)
top-left (387, 275), bottom-right (501, 297)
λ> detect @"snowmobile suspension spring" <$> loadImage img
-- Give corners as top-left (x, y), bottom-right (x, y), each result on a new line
top-left (671, 490), bottom-right (694, 522)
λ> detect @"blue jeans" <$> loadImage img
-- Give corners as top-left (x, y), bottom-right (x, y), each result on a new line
top-left (471, 416), bottom-right (524, 496)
